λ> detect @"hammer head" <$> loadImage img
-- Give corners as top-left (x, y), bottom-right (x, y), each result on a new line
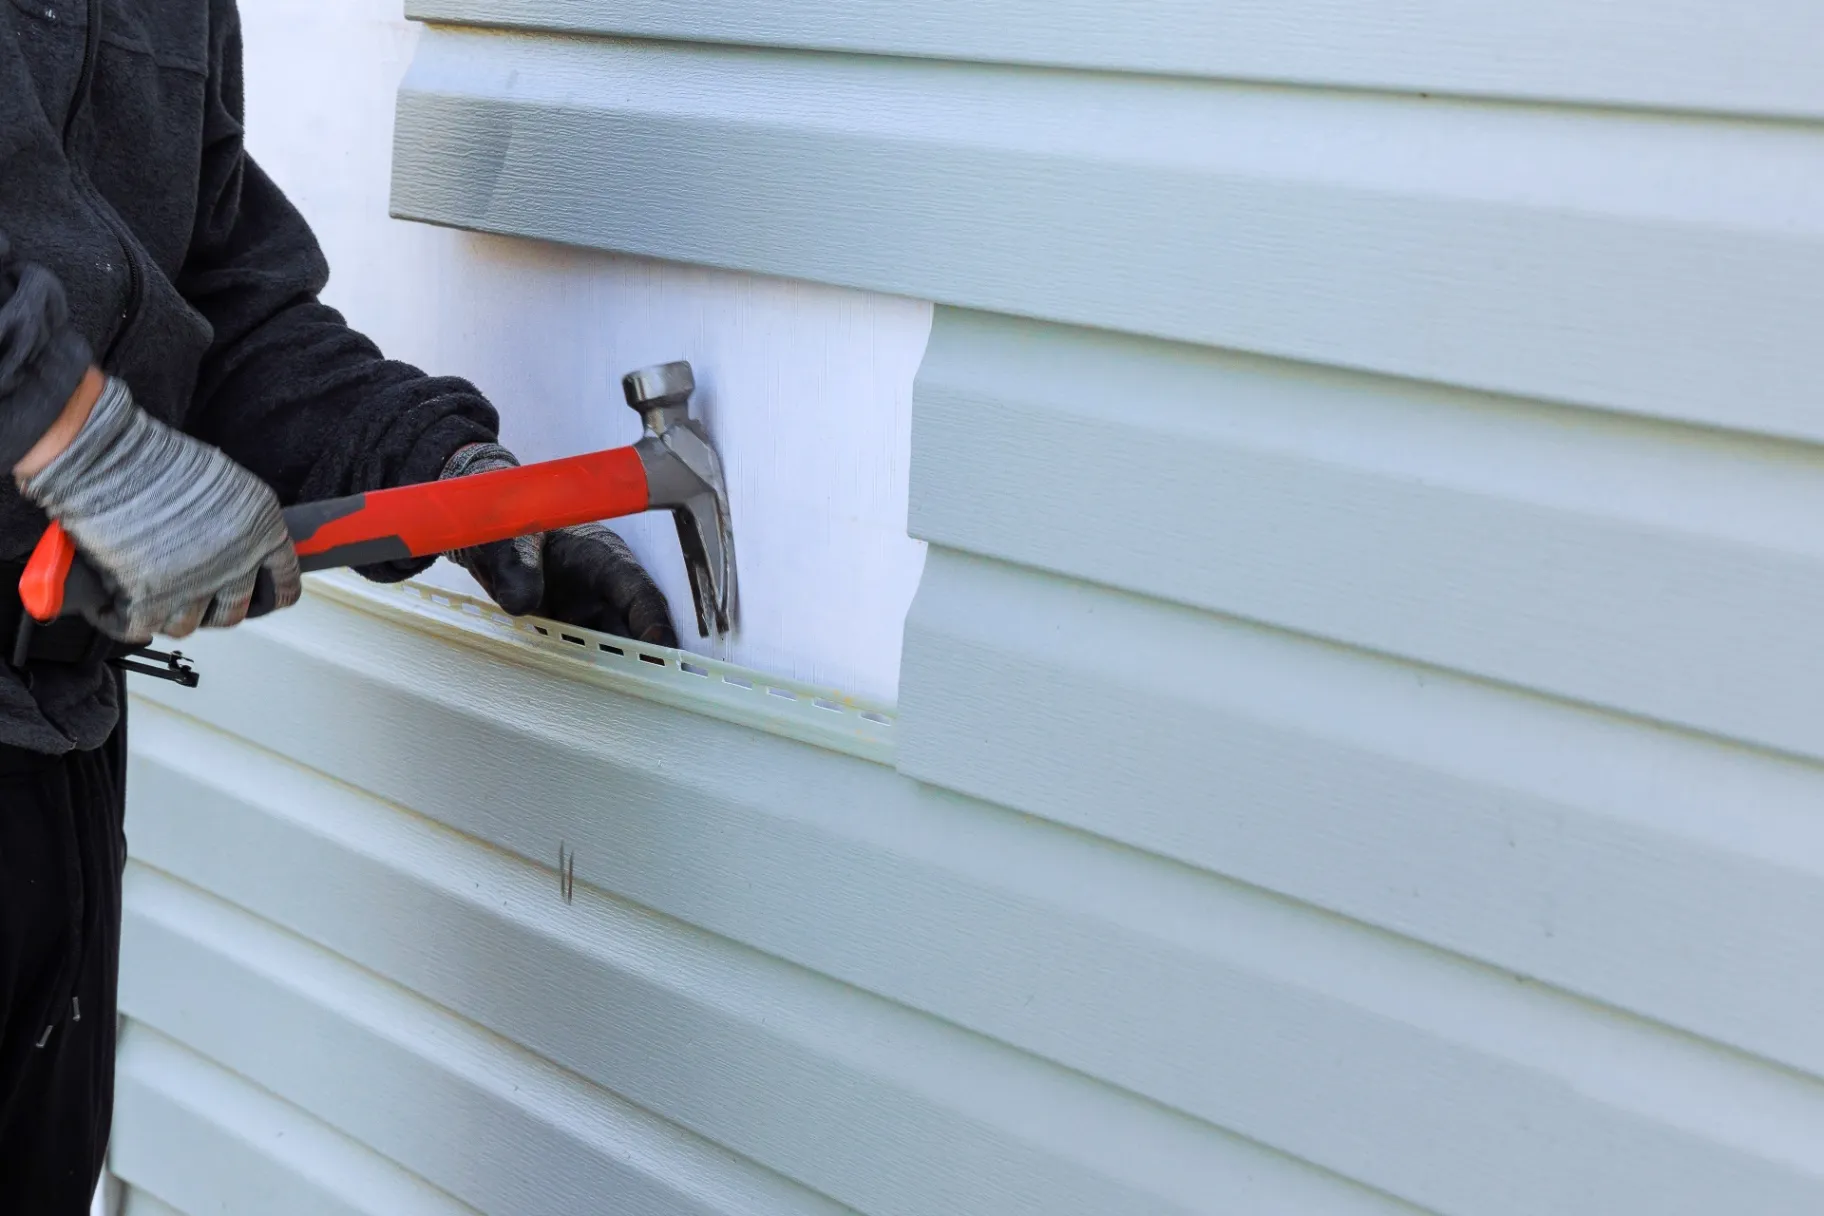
top-left (623, 361), bottom-right (738, 639)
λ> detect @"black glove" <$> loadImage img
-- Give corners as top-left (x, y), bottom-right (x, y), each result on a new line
top-left (0, 258), bottom-right (93, 470)
top-left (441, 442), bottom-right (677, 647)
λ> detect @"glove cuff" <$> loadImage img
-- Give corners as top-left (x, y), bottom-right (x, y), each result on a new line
top-left (440, 441), bottom-right (517, 481)
top-left (19, 374), bottom-right (139, 510)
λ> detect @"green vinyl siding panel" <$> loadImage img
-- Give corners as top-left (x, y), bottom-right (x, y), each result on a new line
top-left (390, 30), bottom-right (1824, 441)
top-left (122, 593), bottom-right (1824, 1214)
top-left (119, 1187), bottom-right (189, 1216)
top-left (112, 1025), bottom-right (478, 1215)
top-left (111, 6), bottom-right (1824, 1214)
top-left (123, 595), bottom-right (1405, 1216)
top-left (907, 311), bottom-right (1824, 761)
top-left (403, 0), bottom-right (1824, 119)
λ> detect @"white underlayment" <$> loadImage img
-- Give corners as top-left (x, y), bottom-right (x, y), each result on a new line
top-left (232, 0), bottom-right (933, 703)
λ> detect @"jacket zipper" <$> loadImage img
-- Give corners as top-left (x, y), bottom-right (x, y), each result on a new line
top-left (64, 0), bottom-right (145, 367)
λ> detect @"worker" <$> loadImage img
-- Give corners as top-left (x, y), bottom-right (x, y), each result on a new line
top-left (0, 0), bottom-right (678, 1207)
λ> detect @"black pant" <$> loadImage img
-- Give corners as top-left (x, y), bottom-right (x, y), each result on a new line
top-left (0, 688), bottom-right (126, 1213)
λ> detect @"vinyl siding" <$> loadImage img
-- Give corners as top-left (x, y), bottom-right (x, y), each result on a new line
top-left (117, 590), bottom-right (1401, 1214)
top-left (389, 30), bottom-right (1824, 442)
top-left (118, 1189), bottom-right (185, 1216)
top-left (404, 0), bottom-right (1824, 118)
top-left (114, 5), bottom-right (1824, 1214)
top-left (112, 1024), bottom-right (476, 1215)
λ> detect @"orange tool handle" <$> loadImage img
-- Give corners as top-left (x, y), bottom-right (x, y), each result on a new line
top-left (20, 444), bottom-right (651, 623)
top-left (18, 522), bottom-right (87, 622)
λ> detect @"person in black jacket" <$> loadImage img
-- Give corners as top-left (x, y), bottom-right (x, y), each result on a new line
top-left (0, 0), bottom-right (677, 1206)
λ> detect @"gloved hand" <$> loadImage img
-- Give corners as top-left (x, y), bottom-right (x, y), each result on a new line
top-left (15, 375), bottom-right (301, 643)
top-left (442, 442), bottom-right (677, 647)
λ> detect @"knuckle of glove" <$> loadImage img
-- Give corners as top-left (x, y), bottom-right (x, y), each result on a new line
top-left (547, 523), bottom-right (678, 646)
top-left (155, 597), bottom-right (212, 641)
top-left (467, 532), bottom-right (545, 616)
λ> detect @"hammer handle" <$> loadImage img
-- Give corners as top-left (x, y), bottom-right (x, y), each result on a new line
top-left (20, 444), bottom-right (652, 623)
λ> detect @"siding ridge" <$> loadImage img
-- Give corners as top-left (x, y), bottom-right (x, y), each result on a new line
top-left (124, 864), bottom-right (865, 1216)
top-left (400, 0), bottom-right (1824, 122)
top-left (913, 309), bottom-right (1824, 553)
top-left (308, 572), bottom-right (897, 764)
top-left (126, 849), bottom-right (1407, 1215)
top-left (129, 646), bottom-right (1824, 1207)
top-left (392, 28), bottom-right (1824, 442)
top-left (113, 1023), bottom-right (479, 1215)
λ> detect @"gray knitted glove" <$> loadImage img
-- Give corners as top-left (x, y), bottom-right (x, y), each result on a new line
top-left (443, 442), bottom-right (677, 646)
top-left (17, 375), bottom-right (301, 643)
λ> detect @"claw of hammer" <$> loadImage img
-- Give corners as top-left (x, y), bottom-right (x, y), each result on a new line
top-left (623, 361), bottom-right (738, 639)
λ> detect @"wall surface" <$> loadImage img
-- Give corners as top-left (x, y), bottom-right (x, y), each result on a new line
top-left (110, 1), bottom-right (1824, 1214)
top-left (234, 0), bottom-right (930, 701)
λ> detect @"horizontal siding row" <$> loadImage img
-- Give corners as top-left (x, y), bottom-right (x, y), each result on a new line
top-left (910, 309), bottom-right (1824, 762)
top-left (405, 0), bottom-right (1824, 118)
top-left (119, 1188), bottom-right (185, 1216)
top-left (119, 856), bottom-right (850, 1216)
top-left (391, 29), bottom-right (1824, 443)
top-left (124, 607), bottom-right (1399, 1216)
top-left (111, 1024), bottom-right (475, 1215)
top-left (120, 598), bottom-right (1824, 1214)
top-left (900, 546), bottom-right (1824, 1083)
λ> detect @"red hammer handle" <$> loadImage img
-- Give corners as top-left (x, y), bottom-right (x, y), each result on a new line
top-left (287, 444), bottom-right (652, 569)
top-left (20, 444), bottom-right (652, 622)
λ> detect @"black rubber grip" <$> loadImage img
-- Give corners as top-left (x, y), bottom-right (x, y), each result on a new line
top-left (60, 555), bottom-right (285, 623)
top-left (247, 568), bottom-right (279, 619)
top-left (59, 553), bottom-right (111, 620)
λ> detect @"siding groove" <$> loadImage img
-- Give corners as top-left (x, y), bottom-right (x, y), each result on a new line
top-left (125, 702), bottom-right (1404, 1215)
top-left (125, 597), bottom-right (1824, 1214)
top-left (403, 0), bottom-right (1824, 120)
top-left (309, 573), bottom-right (898, 764)
top-left (112, 1024), bottom-right (479, 1215)
top-left (123, 866), bottom-right (861, 1216)
top-left (118, 1189), bottom-right (185, 1216)
top-left (391, 29), bottom-right (1824, 443)
top-left (900, 546), bottom-right (1824, 1084)
top-left (909, 310), bottom-right (1824, 762)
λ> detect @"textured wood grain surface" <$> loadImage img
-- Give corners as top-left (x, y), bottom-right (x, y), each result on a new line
top-left (128, 605), bottom-right (1409, 1215)
top-left (122, 864), bottom-right (839, 1216)
top-left (121, 595), bottom-right (1824, 1215)
top-left (910, 310), bottom-right (1824, 761)
top-left (116, 1187), bottom-right (185, 1216)
top-left (899, 546), bottom-right (1824, 1086)
top-left (112, 1025), bottom-right (478, 1215)
top-left (406, 0), bottom-right (1824, 119)
top-left (392, 29), bottom-right (1824, 443)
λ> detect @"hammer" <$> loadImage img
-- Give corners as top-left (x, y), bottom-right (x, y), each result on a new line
top-left (18, 359), bottom-right (737, 641)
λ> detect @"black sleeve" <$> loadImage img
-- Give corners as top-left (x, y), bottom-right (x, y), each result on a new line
top-left (0, 245), bottom-right (93, 472)
top-left (178, 0), bottom-right (499, 579)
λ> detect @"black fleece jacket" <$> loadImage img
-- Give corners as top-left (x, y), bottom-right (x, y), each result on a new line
top-left (0, 0), bottom-right (499, 750)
